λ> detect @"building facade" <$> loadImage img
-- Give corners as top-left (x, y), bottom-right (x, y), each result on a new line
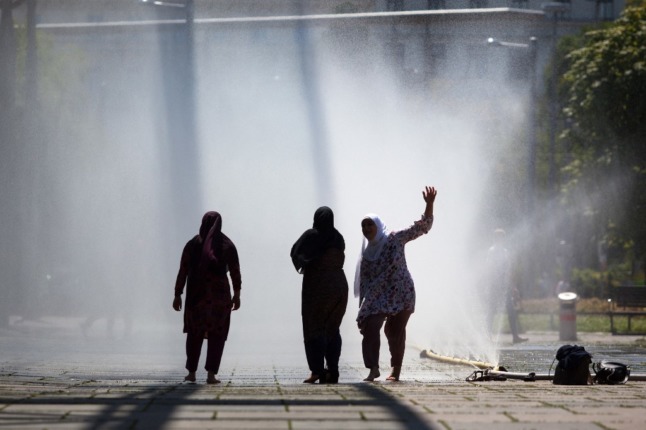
top-left (11, 0), bottom-right (626, 24)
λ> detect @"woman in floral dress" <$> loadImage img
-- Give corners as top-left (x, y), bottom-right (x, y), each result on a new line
top-left (355, 186), bottom-right (437, 382)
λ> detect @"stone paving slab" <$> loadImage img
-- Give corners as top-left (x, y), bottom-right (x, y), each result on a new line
top-left (2, 372), bottom-right (646, 430)
top-left (2, 326), bottom-right (646, 429)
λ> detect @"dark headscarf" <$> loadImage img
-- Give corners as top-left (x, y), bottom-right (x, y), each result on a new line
top-left (290, 206), bottom-right (345, 272)
top-left (198, 211), bottom-right (236, 274)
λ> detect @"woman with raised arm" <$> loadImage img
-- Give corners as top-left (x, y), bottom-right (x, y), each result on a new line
top-left (356, 186), bottom-right (437, 382)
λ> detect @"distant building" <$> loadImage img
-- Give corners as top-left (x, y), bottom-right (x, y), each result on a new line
top-left (10, 0), bottom-right (625, 24)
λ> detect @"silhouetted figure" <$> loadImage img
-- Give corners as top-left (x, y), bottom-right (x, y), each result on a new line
top-left (291, 206), bottom-right (348, 384)
top-left (173, 211), bottom-right (241, 384)
top-left (355, 186), bottom-right (437, 382)
top-left (486, 228), bottom-right (527, 343)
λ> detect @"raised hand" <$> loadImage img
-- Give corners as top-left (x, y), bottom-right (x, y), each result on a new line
top-left (423, 186), bottom-right (437, 217)
top-left (423, 186), bottom-right (437, 203)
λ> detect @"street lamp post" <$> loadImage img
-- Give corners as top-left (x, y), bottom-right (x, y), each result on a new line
top-left (541, 2), bottom-right (569, 196)
top-left (527, 37), bottom-right (538, 213)
top-left (139, 0), bottom-right (200, 248)
top-left (0, 0), bottom-right (27, 123)
top-left (0, 0), bottom-right (44, 327)
top-left (487, 36), bottom-right (539, 215)
top-left (487, 36), bottom-right (539, 297)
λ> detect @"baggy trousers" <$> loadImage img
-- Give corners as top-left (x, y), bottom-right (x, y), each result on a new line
top-left (360, 310), bottom-right (412, 369)
top-left (185, 329), bottom-right (227, 373)
top-left (304, 329), bottom-right (342, 376)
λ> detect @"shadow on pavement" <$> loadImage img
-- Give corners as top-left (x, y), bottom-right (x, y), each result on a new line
top-left (0, 381), bottom-right (437, 429)
top-left (357, 383), bottom-right (437, 430)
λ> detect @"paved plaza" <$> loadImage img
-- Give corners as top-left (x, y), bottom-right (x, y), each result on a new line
top-left (1, 319), bottom-right (645, 430)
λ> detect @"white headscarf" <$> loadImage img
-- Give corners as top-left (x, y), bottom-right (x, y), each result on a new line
top-left (353, 214), bottom-right (389, 298)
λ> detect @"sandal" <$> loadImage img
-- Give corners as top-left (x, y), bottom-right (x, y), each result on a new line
top-left (303, 373), bottom-right (320, 384)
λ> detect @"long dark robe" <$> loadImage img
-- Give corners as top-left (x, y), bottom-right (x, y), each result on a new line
top-left (175, 212), bottom-right (241, 334)
top-left (291, 207), bottom-right (348, 376)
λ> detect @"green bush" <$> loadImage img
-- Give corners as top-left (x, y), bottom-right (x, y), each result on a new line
top-left (570, 268), bottom-right (607, 298)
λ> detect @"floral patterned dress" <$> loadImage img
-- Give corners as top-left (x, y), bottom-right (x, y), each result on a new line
top-left (357, 214), bottom-right (433, 324)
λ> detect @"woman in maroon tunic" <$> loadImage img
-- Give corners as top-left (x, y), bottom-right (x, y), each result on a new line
top-left (173, 211), bottom-right (241, 384)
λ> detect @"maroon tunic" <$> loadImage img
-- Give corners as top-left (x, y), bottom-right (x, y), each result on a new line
top-left (175, 212), bottom-right (241, 336)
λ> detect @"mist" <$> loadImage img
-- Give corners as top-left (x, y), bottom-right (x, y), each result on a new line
top-left (3, 12), bottom-right (541, 369)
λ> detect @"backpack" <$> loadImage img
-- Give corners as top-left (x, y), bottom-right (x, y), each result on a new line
top-left (552, 344), bottom-right (592, 385)
top-left (592, 361), bottom-right (630, 385)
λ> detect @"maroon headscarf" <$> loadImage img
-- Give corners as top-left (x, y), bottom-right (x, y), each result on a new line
top-left (198, 211), bottom-right (236, 273)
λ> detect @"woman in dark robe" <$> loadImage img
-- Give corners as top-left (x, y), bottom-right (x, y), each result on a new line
top-left (173, 211), bottom-right (241, 384)
top-left (291, 206), bottom-right (348, 384)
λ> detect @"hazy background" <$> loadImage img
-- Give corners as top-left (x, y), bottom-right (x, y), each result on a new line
top-left (3, 13), bottom-right (538, 369)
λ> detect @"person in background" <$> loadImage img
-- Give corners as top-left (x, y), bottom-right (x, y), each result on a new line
top-left (486, 228), bottom-right (527, 344)
top-left (173, 211), bottom-right (241, 384)
top-left (356, 186), bottom-right (437, 382)
top-left (291, 206), bottom-right (348, 384)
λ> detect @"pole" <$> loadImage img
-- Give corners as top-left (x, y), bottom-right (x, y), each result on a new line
top-left (547, 11), bottom-right (559, 196)
top-left (142, 0), bottom-right (201, 275)
top-left (185, 0), bottom-right (193, 30)
top-left (485, 36), bottom-right (538, 214)
top-left (527, 37), bottom-right (538, 214)
top-left (25, 0), bottom-right (37, 100)
top-left (0, 0), bottom-right (28, 326)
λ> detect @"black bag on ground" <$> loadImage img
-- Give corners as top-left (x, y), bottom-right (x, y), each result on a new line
top-left (552, 344), bottom-right (592, 385)
top-left (592, 361), bottom-right (630, 384)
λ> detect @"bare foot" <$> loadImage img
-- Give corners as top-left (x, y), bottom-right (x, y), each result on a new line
top-left (363, 367), bottom-right (380, 382)
top-left (184, 372), bottom-right (196, 383)
top-left (386, 366), bottom-right (401, 381)
top-left (206, 371), bottom-right (220, 384)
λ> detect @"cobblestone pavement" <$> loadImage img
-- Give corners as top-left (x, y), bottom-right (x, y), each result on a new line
top-left (1, 320), bottom-right (646, 430)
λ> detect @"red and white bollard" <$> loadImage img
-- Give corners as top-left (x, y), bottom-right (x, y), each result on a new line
top-left (558, 292), bottom-right (578, 341)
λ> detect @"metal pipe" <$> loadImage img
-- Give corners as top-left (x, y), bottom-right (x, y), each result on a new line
top-left (486, 369), bottom-right (554, 381)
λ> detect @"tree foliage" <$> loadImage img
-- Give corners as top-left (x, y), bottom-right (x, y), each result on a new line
top-left (559, 5), bottom-right (646, 279)
top-left (563, 6), bottom-right (646, 152)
